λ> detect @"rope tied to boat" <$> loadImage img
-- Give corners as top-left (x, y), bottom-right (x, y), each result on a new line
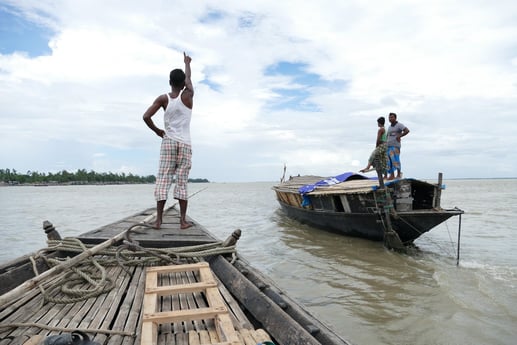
top-left (28, 224), bottom-right (238, 305)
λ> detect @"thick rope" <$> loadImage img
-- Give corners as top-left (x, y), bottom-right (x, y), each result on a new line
top-left (27, 230), bottom-right (236, 305)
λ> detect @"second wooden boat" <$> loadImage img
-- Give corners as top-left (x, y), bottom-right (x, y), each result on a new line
top-left (273, 172), bottom-right (463, 248)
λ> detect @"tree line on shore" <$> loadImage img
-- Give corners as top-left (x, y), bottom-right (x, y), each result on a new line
top-left (0, 168), bottom-right (209, 185)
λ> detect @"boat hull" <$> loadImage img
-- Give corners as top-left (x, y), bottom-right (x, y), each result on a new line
top-left (278, 200), bottom-right (461, 244)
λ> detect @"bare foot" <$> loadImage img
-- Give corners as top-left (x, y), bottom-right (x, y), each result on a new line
top-left (154, 220), bottom-right (162, 229)
top-left (180, 222), bottom-right (193, 229)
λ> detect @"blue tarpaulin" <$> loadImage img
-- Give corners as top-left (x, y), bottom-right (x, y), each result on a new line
top-left (298, 172), bottom-right (372, 194)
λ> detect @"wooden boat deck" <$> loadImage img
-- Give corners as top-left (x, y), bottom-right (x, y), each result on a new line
top-left (0, 207), bottom-right (270, 345)
top-left (77, 206), bottom-right (219, 248)
top-left (0, 259), bottom-right (269, 345)
top-left (1, 206), bottom-right (353, 345)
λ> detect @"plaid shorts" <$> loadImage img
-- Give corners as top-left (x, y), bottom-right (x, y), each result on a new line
top-left (154, 137), bottom-right (192, 201)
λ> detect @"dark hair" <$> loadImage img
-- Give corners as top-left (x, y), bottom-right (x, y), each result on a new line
top-left (389, 112), bottom-right (397, 119)
top-left (377, 116), bottom-right (385, 125)
top-left (169, 69), bottom-right (186, 88)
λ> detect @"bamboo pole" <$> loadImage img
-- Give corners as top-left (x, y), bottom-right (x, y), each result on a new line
top-left (435, 172), bottom-right (443, 209)
top-left (0, 212), bottom-right (157, 309)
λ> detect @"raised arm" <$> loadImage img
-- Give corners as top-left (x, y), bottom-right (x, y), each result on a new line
top-left (181, 52), bottom-right (194, 108)
top-left (183, 52), bottom-right (193, 93)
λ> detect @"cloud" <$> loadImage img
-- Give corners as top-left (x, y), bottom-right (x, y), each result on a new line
top-left (0, 0), bottom-right (516, 182)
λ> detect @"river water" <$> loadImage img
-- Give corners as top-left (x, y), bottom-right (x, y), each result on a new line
top-left (1, 179), bottom-right (516, 345)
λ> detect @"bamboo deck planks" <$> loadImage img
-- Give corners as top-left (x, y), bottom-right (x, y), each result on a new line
top-left (141, 262), bottom-right (242, 345)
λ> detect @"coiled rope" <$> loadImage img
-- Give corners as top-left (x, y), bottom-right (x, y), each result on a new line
top-left (29, 228), bottom-right (237, 305)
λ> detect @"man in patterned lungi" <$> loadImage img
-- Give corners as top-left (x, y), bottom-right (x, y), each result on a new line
top-left (387, 113), bottom-right (410, 180)
top-left (360, 116), bottom-right (388, 178)
top-left (143, 52), bottom-right (194, 229)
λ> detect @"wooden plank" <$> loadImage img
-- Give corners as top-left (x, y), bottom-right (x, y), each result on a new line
top-left (199, 266), bottom-right (240, 345)
top-left (0, 274), bottom-right (64, 339)
top-left (170, 269), bottom-right (183, 335)
top-left (215, 313), bottom-right (241, 345)
top-left (140, 263), bottom-right (244, 345)
top-left (176, 332), bottom-right (188, 345)
top-left (39, 279), bottom-right (85, 333)
top-left (199, 330), bottom-right (211, 344)
top-left (76, 265), bottom-right (121, 326)
top-left (238, 329), bottom-right (256, 345)
top-left (22, 335), bottom-right (45, 345)
top-left (188, 330), bottom-right (201, 345)
top-left (145, 262), bottom-right (209, 275)
top-left (122, 266), bottom-right (147, 345)
top-left (213, 274), bottom-right (253, 330)
top-left (146, 280), bottom-right (217, 296)
top-left (179, 267), bottom-right (203, 332)
top-left (60, 264), bottom-right (125, 335)
top-left (87, 265), bottom-right (140, 345)
top-left (144, 306), bottom-right (227, 324)
top-left (250, 329), bottom-right (272, 343)
top-left (158, 268), bottom-right (173, 340)
top-left (176, 271), bottom-right (194, 333)
top-left (141, 269), bottom-right (159, 345)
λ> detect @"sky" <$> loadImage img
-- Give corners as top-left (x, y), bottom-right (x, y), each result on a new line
top-left (0, 0), bottom-right (516, 182)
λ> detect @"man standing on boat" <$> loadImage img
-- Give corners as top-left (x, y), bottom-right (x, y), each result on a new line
top-left (143, 52), bottom-right (194, 229)
top-left (387, 112), bottom-right (410, 180)
top-left (360, 116), bottom-right (388, 177)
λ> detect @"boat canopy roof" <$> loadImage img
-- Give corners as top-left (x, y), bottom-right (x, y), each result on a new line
top-left (273, 173), bottom-right (437, 196)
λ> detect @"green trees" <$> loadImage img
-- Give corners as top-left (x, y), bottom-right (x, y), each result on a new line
top-left (0, 169), bottom-right (209, 185)
top-left (0, 169), bottom-right (156, 185)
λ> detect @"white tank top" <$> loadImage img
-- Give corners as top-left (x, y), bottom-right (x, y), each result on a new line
top-left (164, 92), bottom-right (192, 144)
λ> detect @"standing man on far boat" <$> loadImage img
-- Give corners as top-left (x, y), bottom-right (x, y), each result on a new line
top-left (387, 112), bottom-right (410, 180)
top-left (143, 52), bottom-right (194, 229)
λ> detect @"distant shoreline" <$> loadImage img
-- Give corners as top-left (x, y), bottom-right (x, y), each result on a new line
top-left (0, 180), bottom-right (210, 187)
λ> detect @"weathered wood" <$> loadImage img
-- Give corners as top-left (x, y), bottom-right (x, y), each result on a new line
top-left (435, 172), bottom-right (443, 208)
top-left (0, 274), bottom-right (62, 320)
top-left (121, 266), bottom-right (147, 345)
top-left (141, 263), bottom-right (241, 345)
top-left (0, 228), bottom-right (135, 308)
top-left (180, 267), bottom-right (204, 332)
top-left (213, 274), bottom-right (254, 330)
top-left (86, 265), bottom-right (138, 345)
top-left (1, 205), bottom-right (356, 345)
top-left (208, 256), bottom-right (321, 345)
top-left (22, 335), bottom-right (44, 345)
top-left (0, 254), bottom-right (52, 295)
top-left (142, 269), bottom-right (159, 345)
top-left (78, 207), bottom-right (218, 248)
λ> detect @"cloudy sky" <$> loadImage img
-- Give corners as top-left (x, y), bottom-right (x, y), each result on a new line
top-left (1, 0), bottom-right (516, 182)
